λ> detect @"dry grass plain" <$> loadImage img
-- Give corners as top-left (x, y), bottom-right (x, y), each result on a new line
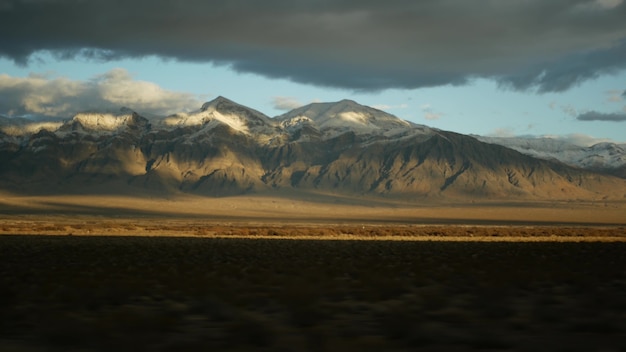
top-left (1, 192), bottom-right (625, 226)
top-left (1, 194), bottom-right (626, 350)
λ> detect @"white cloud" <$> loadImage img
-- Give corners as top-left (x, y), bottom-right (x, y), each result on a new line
top-left (548, 101), bottom-right (557, 110)
top-left (420, 103), bottom-right (443, 120)
top-left (371, 103), bottom-right (408, 110)
top-left (488, 128), bottom-right (516, 138)
top-left (540, 133), bottom-right (615, 146)
top-left (606, 89), bottom-right (625, 102)
top-left (0, 68), bottom-right (202, 118)
top-left (424, 112), bottom-right (443, 120)
top-left (560, 104), bottom-right (578, 117)
top-left (271, 96), bottom-right (303, 111)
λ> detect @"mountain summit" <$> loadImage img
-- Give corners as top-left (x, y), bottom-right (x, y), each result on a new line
top-left (63, 108), bottom-right (150, 134)
top-left (160, 96), bottom-right (275, 137)
top-left (1, 97), bottom-right (625, 200)
top-left (278, 99), bottom-right (426, 140)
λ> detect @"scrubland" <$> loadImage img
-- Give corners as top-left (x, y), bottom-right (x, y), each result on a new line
top-left (1, 194), bottom-right (625, 350)
top-left (1, 232), bottom-right (626, 351)
top-left (1, 219), bottom-right (625, 242)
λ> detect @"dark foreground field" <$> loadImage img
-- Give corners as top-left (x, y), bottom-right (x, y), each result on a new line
top-left (1, 236), bottom-right (626, 351)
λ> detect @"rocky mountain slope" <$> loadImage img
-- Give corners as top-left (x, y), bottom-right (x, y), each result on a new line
top-left (1, 97), bottom-right (625, 201)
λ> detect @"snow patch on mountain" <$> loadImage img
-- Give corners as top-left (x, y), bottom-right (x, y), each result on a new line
top-left (163, 110), bottom-right (249, 132)
top-left (51, 107), bottom-right (150, 138)
top-left (71, 112), bottom-right (136, 132)
top-left (162, 96), bottom-right (277, 138)
top-left (477, 136), bottom-right (626, 170)
top-left (277, 99), bottom-right (429, 140)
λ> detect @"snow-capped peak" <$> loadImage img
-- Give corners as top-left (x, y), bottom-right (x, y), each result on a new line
top-left (200, 96), bottom-right (237, 111)
top-left (162, 97), bottom-right (277, 140)
top-left (68, 108), bottom-right (148, 133)
top-left (201, 96), bottom-right (273, 126)
top-left (276, 99), bottom-right (428, 140)
top-left (476, 136), bottom-right (626, 170)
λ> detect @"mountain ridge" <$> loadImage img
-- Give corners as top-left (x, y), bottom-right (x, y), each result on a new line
top-left (1, 97), bottom-right (625, 202)
top-left (476, 136), bottom-right (626, 178)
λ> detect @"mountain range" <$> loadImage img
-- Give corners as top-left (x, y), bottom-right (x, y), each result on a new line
top-left (1, 96), bottom-right (625, 202)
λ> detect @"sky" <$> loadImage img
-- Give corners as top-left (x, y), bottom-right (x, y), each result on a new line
top-left (0, 0), bottom-right (625, 145)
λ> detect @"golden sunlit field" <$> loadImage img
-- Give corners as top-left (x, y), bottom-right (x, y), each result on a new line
top-left (1, 194), bottom-right (626, 351)
top-left (1, 192), bottom-right (625, 225)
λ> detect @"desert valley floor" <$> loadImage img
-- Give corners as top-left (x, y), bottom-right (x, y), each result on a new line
top-left (1, 194), bottom-right (625, 351)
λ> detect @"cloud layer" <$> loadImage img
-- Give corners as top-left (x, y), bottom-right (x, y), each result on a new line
top-left (1, 0), bottom-right (625, 91)
top-left (537, 133), bottom-right (619, 146)
top-left (0, 69), bottom-right (202, 117)
top-left (576, 111), bottom-right (626, 121)
top-left (272, 97), bottom-right (304, 111)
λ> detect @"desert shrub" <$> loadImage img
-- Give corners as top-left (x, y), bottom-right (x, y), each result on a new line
top-left (225, 314), bottom-right (275, 347)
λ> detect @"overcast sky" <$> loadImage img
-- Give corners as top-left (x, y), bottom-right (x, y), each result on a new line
top-left (1, 0), bottom-right (625, 144)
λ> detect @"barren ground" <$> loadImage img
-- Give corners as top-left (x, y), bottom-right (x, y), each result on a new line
top-left (1, 192), bottom-right (625, 227)
top-left (1, 194), bottom-right (625, 350)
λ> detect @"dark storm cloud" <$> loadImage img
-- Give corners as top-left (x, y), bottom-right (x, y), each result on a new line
top-left (576, 111), bottom-right (626, 121)
top-left (1, 0), bottom-right (626, 91)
